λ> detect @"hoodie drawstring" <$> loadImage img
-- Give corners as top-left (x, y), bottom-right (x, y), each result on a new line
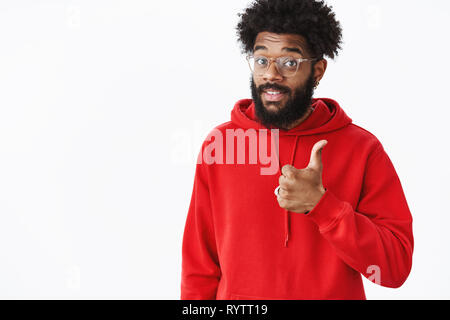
top-left (276, 135), bottom-right (300, 248)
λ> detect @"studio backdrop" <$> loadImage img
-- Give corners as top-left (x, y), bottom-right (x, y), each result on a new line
top-left (0, 0), bottom-right (449, 299)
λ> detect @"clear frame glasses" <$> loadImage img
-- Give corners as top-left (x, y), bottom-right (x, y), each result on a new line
top-left (246, 54), bottom-right (318, 78)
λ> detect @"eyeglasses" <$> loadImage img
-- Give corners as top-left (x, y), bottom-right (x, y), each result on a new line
top-left (246, 54), bottom-right (318, 78)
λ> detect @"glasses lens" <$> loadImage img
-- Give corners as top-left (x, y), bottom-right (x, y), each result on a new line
top-left (276, 57), bottom-right (298, 77)
top-left (249, 56), bottom-right (269, 75)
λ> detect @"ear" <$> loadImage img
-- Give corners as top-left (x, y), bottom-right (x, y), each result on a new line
top-left (313, 58), bottom-right (327, 83)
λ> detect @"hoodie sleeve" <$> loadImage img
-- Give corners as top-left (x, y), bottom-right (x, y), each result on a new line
top-left (306, 142), bottom-right (414, 288)
top-left (181, 150), bottom-right (221, 300)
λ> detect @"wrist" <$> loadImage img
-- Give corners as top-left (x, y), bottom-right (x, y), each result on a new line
top-left (307, 187), bottom-right (326, 213)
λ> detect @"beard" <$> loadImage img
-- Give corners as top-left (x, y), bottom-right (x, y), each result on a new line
top-left (250, 71), bottom-right (316, 130)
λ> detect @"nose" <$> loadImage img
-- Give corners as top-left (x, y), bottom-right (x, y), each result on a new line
top-left (263, 60), bottom-right (283, 82)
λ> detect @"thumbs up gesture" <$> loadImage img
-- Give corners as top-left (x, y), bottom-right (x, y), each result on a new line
top-left (276, 140), bottom-right (328, 214)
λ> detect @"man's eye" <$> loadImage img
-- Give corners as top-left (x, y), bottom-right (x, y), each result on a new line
top-left (256, 58), bottom-right (268, 65)
top-left (282, 59), bottom-right (297, 68)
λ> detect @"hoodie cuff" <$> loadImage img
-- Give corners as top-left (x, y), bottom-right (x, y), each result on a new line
top-left (305, 188), bottom-right (348, 233)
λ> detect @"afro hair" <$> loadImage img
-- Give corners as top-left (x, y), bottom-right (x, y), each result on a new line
top-left (236, 0), bottom-right (343, 60)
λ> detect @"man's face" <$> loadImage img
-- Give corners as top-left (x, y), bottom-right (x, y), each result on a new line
top-left (250, 32), bottom-right (318, 130)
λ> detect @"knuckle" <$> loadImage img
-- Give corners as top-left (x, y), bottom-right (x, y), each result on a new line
top-left (280, 176), bottom-right (294, 188)
top-left (279, 184), bottom-right (291, 194)
top-left (282, 166), bottom-right (294, 177)
top-left (285, 171), bottom-right (295, 179)
top-left (278, 198), bottom-right (287, 208)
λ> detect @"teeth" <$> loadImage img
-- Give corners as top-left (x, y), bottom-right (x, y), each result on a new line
top-left (267, 91), bottom-right (281, 95)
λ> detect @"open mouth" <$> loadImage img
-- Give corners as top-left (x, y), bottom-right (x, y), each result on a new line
top-left (263, 90), bottom-right (286, 102)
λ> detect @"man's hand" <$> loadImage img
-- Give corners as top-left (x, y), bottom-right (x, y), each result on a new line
top-left (277, 140), bottom-right (328, 214)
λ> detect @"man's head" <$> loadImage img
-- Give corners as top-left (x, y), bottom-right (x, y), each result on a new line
top-left (236, 0), bottom-right (343, 130)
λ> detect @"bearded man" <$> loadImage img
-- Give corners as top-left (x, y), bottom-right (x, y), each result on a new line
top-left (181, 0), bottom-right (414, 300)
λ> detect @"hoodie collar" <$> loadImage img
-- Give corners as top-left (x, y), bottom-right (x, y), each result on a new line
top-left (231, 98), bottom-right (352, 135)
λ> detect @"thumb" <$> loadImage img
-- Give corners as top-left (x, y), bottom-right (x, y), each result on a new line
top-left (307, 140), bottom-right (328, 171)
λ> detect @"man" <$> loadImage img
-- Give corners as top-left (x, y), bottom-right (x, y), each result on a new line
top-left (181, 0), bottom-right (413, 300)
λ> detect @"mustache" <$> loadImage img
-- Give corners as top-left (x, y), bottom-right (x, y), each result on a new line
top-left (258, 83), bottom-right (290, 94)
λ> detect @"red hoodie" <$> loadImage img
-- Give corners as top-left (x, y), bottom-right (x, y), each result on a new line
top-left (181, 98), bottom-right (414, 300)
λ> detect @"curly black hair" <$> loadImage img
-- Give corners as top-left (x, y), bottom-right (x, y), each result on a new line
top-left (236, 0), bottom-right (343, 60)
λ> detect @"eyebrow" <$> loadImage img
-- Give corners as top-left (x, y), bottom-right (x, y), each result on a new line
top-left (254, 45), bottom-right (304, 56)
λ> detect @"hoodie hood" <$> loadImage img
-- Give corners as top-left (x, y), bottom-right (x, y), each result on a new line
top-left (231, 98), bottom-right (352, 136)
top-left (231, 98), bottom-right (353, 247)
